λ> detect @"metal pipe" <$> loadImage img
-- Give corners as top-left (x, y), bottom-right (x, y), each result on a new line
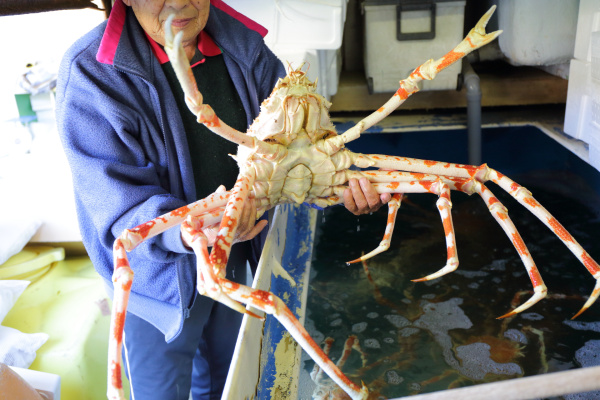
top-left (462, 60), bottom-right (482, 165)
top-left (317, 50), bottom-right (330, 100)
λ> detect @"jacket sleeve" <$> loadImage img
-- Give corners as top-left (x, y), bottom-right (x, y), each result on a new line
top-left (55, 42), bottom-right (191, 284)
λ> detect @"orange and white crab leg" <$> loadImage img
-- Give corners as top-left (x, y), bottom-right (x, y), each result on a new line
top-left (371, 178), bottom-right (460, 274)
top-left (181, 213), bottom-right (263, 319)
top-left (107, 240), bottom-right (132, 400)
top-left (219, 282), bottom-right (369, 400)
top-left (179, 205), bottom-right (368, 399)
top-left (108, 191), bottom-right (230, 400)
top-left (163, 14), bottom-right (275, 155)
top-left (115, 190), bottom-right (230, 253)
top-left (412, 181), bottom-right (460, 281)
top-left (468, 180), bottom-right (548, 318)
top-left (347, 194), bottom-right (403, 264)
top-left (332, 6), bottom-right (501, 147)
top-left (209, 167), bottom-right (256, 275)
top-left (362, 173), bottom-right (547, 317)
top-left (345, 168), bottom-right (460, 275)
top-left (490, 171), bottom-right (600, 318)
top-left (340, 336), bottom-right (368, 369)
top-left (311, 336), bottom-right (367, 387)
top-left (181, 211), bottom-right (372, 400)
top-left (356, 154), bottom-right (600, 317)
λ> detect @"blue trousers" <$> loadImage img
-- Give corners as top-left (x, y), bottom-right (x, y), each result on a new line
top-left (122, 243), bottom-right (249, 400)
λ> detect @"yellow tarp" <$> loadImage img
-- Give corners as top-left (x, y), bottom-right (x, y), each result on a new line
top-left (2, 245), bottom-right (130, 400)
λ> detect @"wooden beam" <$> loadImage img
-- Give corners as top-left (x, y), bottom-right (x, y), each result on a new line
top-left (329, 63), bottom-right (568, 112)
top-left (0, 0), bottom-right (104, 16)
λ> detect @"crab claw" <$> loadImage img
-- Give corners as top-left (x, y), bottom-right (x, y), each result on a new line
top-left (496, 284), bottom-right (548, 319)
top-left (164, 14), bottom-right (176, 50)
top-left (572, 276), bottom-right (600, 319)
top-left (163, 14), bottom-right (204, 109)
top-left (357, 383), bottom-right (369, 400)
top-left (465, 5), bottom-right (503, 50)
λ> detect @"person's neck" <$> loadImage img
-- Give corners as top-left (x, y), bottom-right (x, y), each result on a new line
top-left (182, 38), bottom-right (198, 62)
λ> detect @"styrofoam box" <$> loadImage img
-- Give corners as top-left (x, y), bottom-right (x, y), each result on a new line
top-left (363, 1), bottom-right (466, 93)
top-left (496, 0), bottom-right (578, 66)
top-left (274, 48), bottom-right (343, 99)
top-left (224, 0), bottom-right (347, 50)
top-left (564, 59), bottom-right (593, 142)
top-left (564, 58), bottom-right (600, 151)
top-left (574, 0), bottom-right (600, 62)
top-left (223, 0), bottom-right (347, 98)
top-left (565, 17), bottom-right (600, 145)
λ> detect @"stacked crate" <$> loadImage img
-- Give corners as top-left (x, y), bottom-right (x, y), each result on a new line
top-left (362, 0), bottom-right (466, 93)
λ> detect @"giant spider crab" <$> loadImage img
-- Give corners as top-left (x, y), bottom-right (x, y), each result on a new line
top-left (107, 6), bottom-right (600, 400)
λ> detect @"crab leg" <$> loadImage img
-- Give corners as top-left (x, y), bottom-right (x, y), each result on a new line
top-left (191, 171), bottom-right (369, 399)
top-left (181, 168), bottom-right (363, 400)
top-left (312, 336), bottom-right (366, 383)
top-left (209, 167), bottom-right (256, 272)
top-left (185, 167), bottom-right (271, 318)
top-left (468, 180), bottom-right (548, 318)
top-left (353, 174), bottom-right (546, 316)
top-left (372, 179), bottom-right (460, 278)
top-left (116, 190), bottom-right (229, 252)
top-left (107, 191), bottom-right (230, 400)
top-left (163, 14), bottom-right (276, 156)
top-left (181, 215), bottom-right (370, 400)
top-left (223, 282), bottom-right (369, 400)
top-left (495, 176), bottom-right (600, 318)
top-left (181, 213), bottom-right (263, 319)
top-left (412, 181), bottom-right (460, 281)
top-left (356, 154), bottom-right (600, 317)
top-left (333, 6), bottom-right (501, 146)
top-left (347, 194), bottom-right (403, 264)
top-left (345, 168), bottom-right (461, 278)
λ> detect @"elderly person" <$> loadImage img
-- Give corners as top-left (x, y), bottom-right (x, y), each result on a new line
top-left (56, 0), bottom-right (389, 399)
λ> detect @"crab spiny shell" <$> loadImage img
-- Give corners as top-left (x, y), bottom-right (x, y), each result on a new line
top-left (246, 68), bottom-right (337, 146)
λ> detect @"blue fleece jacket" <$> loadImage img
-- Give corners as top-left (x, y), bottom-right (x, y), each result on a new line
top-left (56, 0), bottom-right (285, 341)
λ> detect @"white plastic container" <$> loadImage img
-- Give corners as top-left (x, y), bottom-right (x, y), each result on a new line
top-left (224, 0), bottom-right (347, 50)
top-left (574, 0), bottom-right (600, 61)
top-left (363, 0), bottom-right (466, 93)
top-left (495, 0), bottom-right (579, 66)
top-left (564, 0), bottom-right (600, 172)
top-left (223, 0), bottom-right (347, 98)
top-left (273, 48), bottom-right (343, 99)
top-left (564, 59), bottom-right (594, 142)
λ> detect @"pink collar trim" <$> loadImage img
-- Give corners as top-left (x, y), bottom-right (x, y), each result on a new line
top-left (97, 0), bottom-right (267, 65)
top-left (96, 0), bottom-right (126, 65)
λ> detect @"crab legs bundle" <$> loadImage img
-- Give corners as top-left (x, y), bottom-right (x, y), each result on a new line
top-left (106, 6), bottom-right (600, 400)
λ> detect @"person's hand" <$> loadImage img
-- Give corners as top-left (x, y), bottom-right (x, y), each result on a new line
top-left (183, 195), bottom-right (267, 249)
top-left (343, 178), bottom-right (391, 215)
top-left (232, 196), bottom-right (268, 243)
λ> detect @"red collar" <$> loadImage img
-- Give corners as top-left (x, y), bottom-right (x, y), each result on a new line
top-left (97, 0), bottom-right (265, 66)
top-left (145, 30), bottom-right (221, 67)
